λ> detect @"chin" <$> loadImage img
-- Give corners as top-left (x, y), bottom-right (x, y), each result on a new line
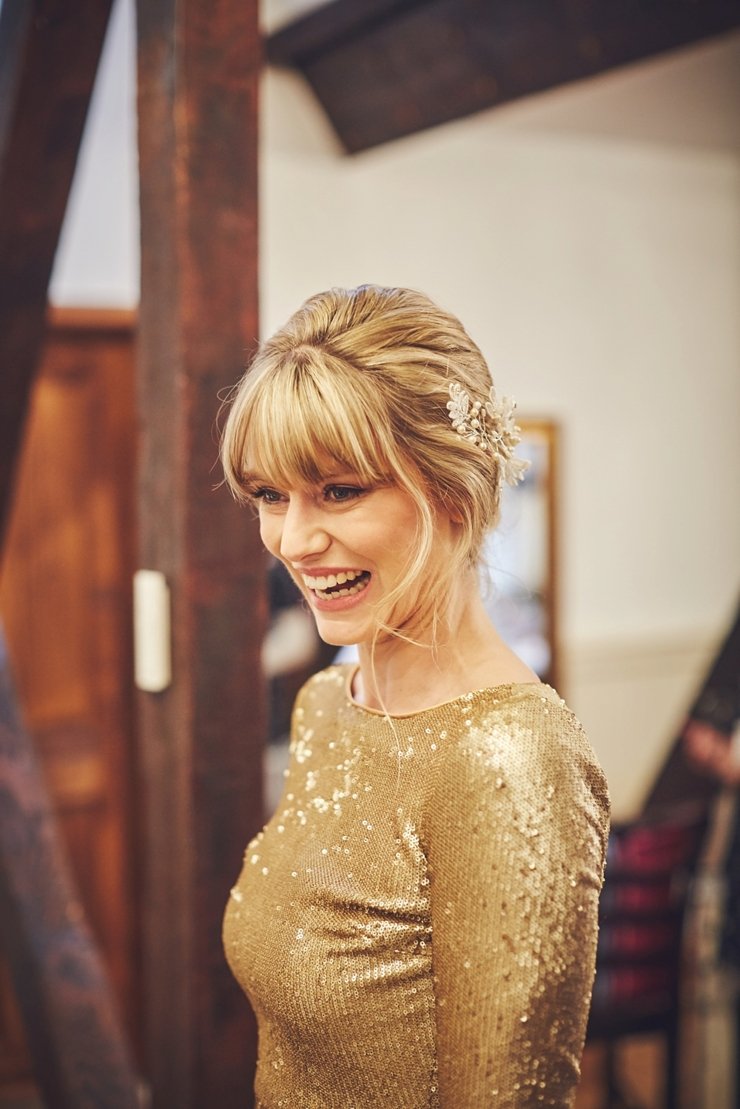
top-left (313, 616), bottom-right (370, 650)
top-left (316, 625), bottom-right (362, 649)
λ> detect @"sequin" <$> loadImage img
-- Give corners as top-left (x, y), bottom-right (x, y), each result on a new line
top-left (223, 664), bottom-right (609, 1107)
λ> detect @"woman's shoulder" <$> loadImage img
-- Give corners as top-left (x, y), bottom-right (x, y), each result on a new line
top-left (460, 682), bottom-right (592, 752)
top-left (292, 663), bottom-right (351, 715)
top-left (433, 683), bottom-right (610, 822)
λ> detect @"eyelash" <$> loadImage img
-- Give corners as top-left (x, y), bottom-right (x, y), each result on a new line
top-left (324, 484), bottom-right (365, 503)
top-left (250, 487), bottom-right (284, 504)
top-left (249, 484), bottom-right (367, 506)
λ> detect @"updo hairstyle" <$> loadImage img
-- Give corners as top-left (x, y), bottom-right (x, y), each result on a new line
top-left (220, 285), bottom-right (504, 640)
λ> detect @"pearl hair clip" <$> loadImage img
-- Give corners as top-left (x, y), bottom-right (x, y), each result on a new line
top-left (446, 381), bottom-right (530, 487)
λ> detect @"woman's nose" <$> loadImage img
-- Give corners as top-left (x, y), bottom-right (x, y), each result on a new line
top-left (279, 500), bottom-right (329, 563)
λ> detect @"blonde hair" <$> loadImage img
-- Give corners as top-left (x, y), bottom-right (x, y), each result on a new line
top-left (220, 285), bottom-right (504, 644)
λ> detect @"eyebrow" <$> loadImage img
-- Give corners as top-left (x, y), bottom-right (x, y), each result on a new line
top-left (243, 466), bottom-right (366, 486)
top-left (241, 470), bottom-right (268, 485)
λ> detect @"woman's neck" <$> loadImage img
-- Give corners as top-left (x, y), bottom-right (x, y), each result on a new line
top-left (352, 586), bottom-right (539, 715)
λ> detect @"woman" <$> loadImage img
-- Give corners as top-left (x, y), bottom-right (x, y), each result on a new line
top-left (221, 285), bottom-right (609, 1107)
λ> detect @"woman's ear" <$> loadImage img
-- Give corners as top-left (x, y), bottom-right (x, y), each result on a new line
top-left (437, 495), bottom-right (464, 525)
top-left (439, 496), bottom-right (463, 525)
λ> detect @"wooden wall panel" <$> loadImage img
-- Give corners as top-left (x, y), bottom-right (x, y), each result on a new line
top-left (0, 310), bottom-right (139, 1088)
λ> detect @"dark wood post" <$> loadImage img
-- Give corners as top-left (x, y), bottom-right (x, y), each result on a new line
top-left (136, 2), bottom-right (265, 1106)
top-left (0, 628), bottom-right (141, 1108)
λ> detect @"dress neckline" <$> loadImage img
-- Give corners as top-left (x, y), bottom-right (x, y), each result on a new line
top-left (341, 663), bottom-right (557, 721)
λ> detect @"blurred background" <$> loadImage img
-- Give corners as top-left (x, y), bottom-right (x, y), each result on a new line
top-left (0, 0), bottom-right (738, 1105)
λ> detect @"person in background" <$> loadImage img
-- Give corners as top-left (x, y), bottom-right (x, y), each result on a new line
top-left (683, 605), bottom-right (740, 1107)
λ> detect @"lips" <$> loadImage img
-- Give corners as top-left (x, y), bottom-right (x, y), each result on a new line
top-left (301, 569), bottom-right (371, 601)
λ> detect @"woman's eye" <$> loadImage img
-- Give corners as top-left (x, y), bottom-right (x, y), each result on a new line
top-left (324, 485), bottom-right (365, 503)
top-left (252, 487), bottom-right (284, 505)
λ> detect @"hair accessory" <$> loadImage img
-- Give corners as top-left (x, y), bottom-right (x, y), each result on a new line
top-left (446, 382), bottom-right (530, 486)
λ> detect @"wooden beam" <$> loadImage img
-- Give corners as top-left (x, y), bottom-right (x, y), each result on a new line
top-left (136, 2), bottom-right (265, 1106)
top-left (0, 0), bottom-right (114, 543)
top-left (0, 627), bottom-right (141, 1108)
top-left (267, 0), bottom-right (740, 152)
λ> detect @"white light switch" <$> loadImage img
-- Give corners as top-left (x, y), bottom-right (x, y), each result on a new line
top-left (133, 570), bottom-right (172, 692)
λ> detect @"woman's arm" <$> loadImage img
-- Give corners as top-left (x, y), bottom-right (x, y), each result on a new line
top-left (425, 696), bottom-right (609, 1107)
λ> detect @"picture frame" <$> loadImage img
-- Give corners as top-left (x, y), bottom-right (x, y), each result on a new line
top-left (483, 418), bottom-right (559, 688)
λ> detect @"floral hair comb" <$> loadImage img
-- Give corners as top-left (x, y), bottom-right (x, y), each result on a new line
top-left (446, 382), bottom-right (530, 487)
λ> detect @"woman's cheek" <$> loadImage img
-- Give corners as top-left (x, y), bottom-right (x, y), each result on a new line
top-left (259, 514), bottom-right (281, 557)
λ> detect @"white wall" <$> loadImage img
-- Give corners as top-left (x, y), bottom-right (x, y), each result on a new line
top-left (49, 0), bottom-right (139, 306)
top-left (50, 2), bottom-right (740, 816)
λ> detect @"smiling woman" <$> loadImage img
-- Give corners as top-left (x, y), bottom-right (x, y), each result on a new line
top-left (219, 285), bottom-right (609, 1108)
top-left (220, 286), bottom-right (517, 665)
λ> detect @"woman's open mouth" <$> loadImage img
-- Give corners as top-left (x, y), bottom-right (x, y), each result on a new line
top-left (301, 569), bottom-right (371, 602)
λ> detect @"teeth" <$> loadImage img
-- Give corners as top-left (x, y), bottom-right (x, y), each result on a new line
top-left (314, 579), bottom-right (368, 600)
top-left (302, 569), bottom-right (363, 590)
top-left (299, 569), bottom-right (371, 601)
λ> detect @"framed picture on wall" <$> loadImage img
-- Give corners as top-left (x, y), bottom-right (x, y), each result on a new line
top-left (482, 419), bottom-right (559, 687)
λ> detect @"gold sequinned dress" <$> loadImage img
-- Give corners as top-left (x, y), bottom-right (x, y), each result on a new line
top-left (224, 665), bottom-right (610, 1108)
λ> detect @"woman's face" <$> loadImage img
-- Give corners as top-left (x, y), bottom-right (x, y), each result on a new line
top-left (250, 464), bottom-right (456, 647)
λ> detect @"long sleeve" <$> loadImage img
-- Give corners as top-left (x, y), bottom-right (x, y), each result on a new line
top-left (424, 691), bottom-right (609, 1107)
